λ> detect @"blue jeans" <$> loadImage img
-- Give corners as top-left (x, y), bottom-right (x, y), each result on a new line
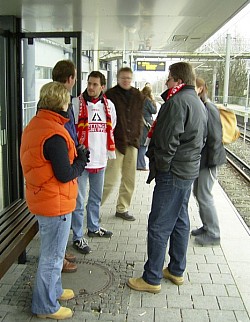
top-left (137, 145), bottom-right (147, 169)
top-left (72, 168), bottom-right (105, 240)
top-left (31, 213), bottom-right (71, 315)
top-left (143, 171), bottom-right (193, 285)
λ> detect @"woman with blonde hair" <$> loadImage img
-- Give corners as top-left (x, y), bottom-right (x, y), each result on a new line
top-left (137, 85), bottom-right (157, 170)
top-left (191, 77), bottom-right (226, 246)
top-left (20, 82), bottom-right (89, 319)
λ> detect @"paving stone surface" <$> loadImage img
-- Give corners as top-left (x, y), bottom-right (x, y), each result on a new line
top-left (0, 171), bottom-right (250, 321)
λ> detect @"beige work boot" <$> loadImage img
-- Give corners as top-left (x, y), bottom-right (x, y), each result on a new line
top-left (162, 267), bottom-right (184, 285)
top-left (58, 289), bottom-right (75, 301)
top-left (37, 306), bottom-right (73, 319)
top-left (127, 277), bottom-right (161, 293)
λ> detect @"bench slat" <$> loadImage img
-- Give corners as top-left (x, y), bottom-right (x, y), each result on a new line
top-left (0, 212), bottom-right (36, 254)
top-left (0, 199), bottom-right (26, 221)
top-left (0, 202), bottom-right (29, 230)
top-left (0, 208), bottom-right (31, 245)
top-left (0, 217), bottom-right (38, 279)
top-left (0, 199), bottom-right (38, 279)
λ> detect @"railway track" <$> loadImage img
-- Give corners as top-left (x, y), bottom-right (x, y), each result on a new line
top-left (225, 148), bottom-right (250, 182)
top-left (218, 139), bottom-right (250, 227)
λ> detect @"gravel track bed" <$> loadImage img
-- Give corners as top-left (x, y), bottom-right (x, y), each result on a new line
top-left (218, 138), bottom-right (250, 228)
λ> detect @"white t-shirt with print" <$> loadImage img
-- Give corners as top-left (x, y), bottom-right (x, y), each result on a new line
top-left (72, 96), bottom-right (117, 169)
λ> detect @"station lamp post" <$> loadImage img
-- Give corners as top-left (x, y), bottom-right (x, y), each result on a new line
top-left (244, 67), bottom-right (250, 142)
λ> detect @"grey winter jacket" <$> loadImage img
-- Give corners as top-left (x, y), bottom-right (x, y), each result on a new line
top-left (140, 98), bottom-right (157, 145)
top-left (146, 85), bottom-right (207, 183)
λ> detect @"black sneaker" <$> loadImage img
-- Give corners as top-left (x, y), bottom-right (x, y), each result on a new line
top-left (87, 227), bottom-right (113, 238)
top-left (195, 233), bottom-right (220, 246)
top-left (191, 227), bottom-right (206, 236)
top-left (73, 238), bottom-right (91, 254)
top-left (115, 211), bottom-right (135, 221)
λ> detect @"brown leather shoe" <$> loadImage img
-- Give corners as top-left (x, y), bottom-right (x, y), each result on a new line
top-left (62, 259), bottom-right (77, 273)
top-left (65, 252), bottom-right (76, 263)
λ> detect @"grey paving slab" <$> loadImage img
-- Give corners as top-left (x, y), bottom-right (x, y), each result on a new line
top-left (202, 284), bottom-right (228, 296)
top-left (217, 296), bottom-right (245, 311)
top-left (192, 295), bottom-right (219, 310)
top-left (226, 285), bottom-right (241, 297)
top-left (155, 307), bottom-right (182, 322)
top-left (141, 293), bottom-right (166, 308)
top-left (218, 263), bottom-right (231, 274)
top-left (181, 308), bottom-right (209, 322)
top-left (208, 309), bottom-right (237, 322)
top-left (197, 263), bottom-right (221, 273)
top-left (179, 284), bottom-right (203, 296)
top-left (234, 310), bottom-right (250, 322)
top-left (126, 307), bottom-right (154, 322)
top-left (166, 294), bottom-right (193, 309)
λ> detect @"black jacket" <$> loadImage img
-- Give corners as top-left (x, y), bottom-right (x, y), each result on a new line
top-left (105, 85), bottom-right (144, 154)
top-left (146, 85), bottom-right (207, 183)
top-left (200, 101), bottom-right (226, 169)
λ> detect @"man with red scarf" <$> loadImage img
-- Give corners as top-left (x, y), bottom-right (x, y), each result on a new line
top-left (127, 62), bottom-right (207, 293)
top-left (71, 71), bottom-right (116, 254)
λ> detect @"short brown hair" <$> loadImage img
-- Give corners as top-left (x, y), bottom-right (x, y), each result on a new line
top-left (88, 71), bottom-right (106, 86)
top-left (38, 82), bottom-right (70, 112)
top-left (169, 62), bottom-right (196, 86)
top-left (117, 67), bottom-right (133, 77)
top-left (52, 60), bottom-right (76, 83)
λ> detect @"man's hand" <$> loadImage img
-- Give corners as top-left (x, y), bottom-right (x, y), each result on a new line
top-left (76, 145), bottom-right (90, 164)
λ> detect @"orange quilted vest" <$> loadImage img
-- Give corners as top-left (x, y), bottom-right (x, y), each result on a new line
top-left (20, 110), bottom-right (78, 216)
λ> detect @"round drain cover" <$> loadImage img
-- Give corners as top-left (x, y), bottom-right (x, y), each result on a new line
top-left (62, 262), bottom-right (114, 296)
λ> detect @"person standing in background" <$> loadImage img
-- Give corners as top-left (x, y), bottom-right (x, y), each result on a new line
top-left (71, 71), bottom-right (116, 254)
top-left (191, 77), bottom-right (226, 246)
top-left (52, 59), bottom-right (79, 273)
top-left (101, 67), bottom-right (144, 221)
top-left (137, 85), bottom-right (157, 171)
top-left (127, 62), bottom-right (207, 293)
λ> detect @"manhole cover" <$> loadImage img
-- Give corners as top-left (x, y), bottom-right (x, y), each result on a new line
top-left (1, 256), bottom-right (134, 315)
top-left (62, 261), bottom-right (113, 296)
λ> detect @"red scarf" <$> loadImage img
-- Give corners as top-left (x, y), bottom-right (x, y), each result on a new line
top-left (145, 84), bottom-right (186, 144)
top-left (77, 93), bottom-right (116, 159)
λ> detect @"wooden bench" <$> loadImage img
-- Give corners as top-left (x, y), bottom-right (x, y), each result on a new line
top-left (0, 199), bottom-right (38, 279)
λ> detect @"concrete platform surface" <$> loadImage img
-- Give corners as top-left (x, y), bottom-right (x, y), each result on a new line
top-left (0, 170), bottom-right (250, 322)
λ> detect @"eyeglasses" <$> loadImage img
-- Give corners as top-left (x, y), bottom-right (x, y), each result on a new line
top-left (119, 77), bottom-right (132, 80)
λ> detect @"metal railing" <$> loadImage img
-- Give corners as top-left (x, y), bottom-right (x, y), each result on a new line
top-left (214, 96), bottom-right (250, 107)
top-left (22, 101), bottom-right (37, 128)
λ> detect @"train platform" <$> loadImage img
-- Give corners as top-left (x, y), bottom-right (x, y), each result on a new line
top-left (0, 170), bottom-right (250, 322)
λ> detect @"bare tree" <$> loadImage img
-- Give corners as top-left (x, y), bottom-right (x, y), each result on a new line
top-left (196, 34), bottom-right (248, 101)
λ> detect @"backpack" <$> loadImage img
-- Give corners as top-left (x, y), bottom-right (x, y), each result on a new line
top-left (216, 104), bottom-right (240, 144)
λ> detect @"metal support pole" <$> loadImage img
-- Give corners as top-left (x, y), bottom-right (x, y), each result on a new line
top-left (223, 34), bottom-right (231, 106)
top-left (93, 17), bottom-right (99, 70)
top-left (243, 70), bottom-right (250, 143)
top-left (212, 65), bottom-right (217, 103)
top-left (107, 61), bottom-right (113, 89)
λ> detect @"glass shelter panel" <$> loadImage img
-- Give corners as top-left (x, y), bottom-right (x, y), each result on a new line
top-left (22, 37), bottom-right (76, 128)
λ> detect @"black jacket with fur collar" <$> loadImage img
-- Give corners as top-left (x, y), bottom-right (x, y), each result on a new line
top-left (105, 85), bottom-right (145, 154)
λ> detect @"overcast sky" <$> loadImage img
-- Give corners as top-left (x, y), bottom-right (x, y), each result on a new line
top-left (210, 3), bottom-right (250, 40)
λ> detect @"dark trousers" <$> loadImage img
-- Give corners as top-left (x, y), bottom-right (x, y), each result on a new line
top-left (143, 171), bottom-right (193, 285)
